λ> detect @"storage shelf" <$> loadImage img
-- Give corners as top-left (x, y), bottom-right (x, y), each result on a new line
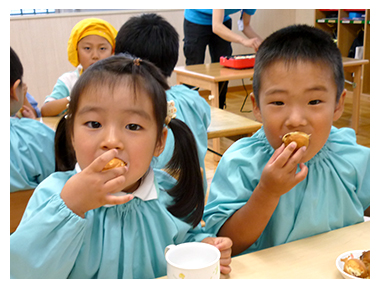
top-left (315, 9), bottom-right (370, 94)
top-left (316, 18), bottom-right (337, 23)
top-left (340, 19), bottom-right (365, 24)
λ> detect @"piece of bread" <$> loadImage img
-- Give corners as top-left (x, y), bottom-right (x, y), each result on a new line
top-left (343, 258), bottom-right (368, 278)
top-left (360, 250), bottom-right (370, 264)
top-left (282, 132), bottom-right (310, 149)
top-left (102, 158), bottom-right (126, 171)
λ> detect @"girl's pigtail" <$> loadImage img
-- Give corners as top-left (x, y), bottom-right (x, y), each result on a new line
top-left (54, 116), bottom-right (76, 171)
top-left (164, 118), bottom-right (204, 228)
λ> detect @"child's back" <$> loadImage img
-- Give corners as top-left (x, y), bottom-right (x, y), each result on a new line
top-left (10, 47), bottom-right (55, 192)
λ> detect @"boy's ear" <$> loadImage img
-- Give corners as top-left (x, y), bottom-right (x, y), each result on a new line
top-left (154, 127), bottom-right (168, 157)
top-left (250, 92), bottom-right (262, 122)
top-left (333, 89), bottom-right (346, 121)
top-left (10, 79), bottom-right (21, 101)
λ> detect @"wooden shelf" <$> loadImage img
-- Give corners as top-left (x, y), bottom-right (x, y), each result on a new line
top-left (316, 18), bottom-right (337, 24)
top-left (315, 9), bottom-right (370, 95)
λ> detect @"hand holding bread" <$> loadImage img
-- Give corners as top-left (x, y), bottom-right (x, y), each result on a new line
top-left (282, 131), bottom-right (310, 149)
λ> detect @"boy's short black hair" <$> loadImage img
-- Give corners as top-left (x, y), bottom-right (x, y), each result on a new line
top-left (10, 47), bottom-right (23, 87)
top-left (115, 13), bottom-right (179, 77)
top-left (253, 25), bottom-right (344, 104)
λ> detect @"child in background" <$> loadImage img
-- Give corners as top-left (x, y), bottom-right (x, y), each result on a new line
top-left (115, 13), bottom-right (211, 193)
top-left (10, 55), bottom-right (232, 278)
top-left (10, 47), bottom-right (55, 192)
top-left (41, 18), bottom-right (117, 116)
top-left (203, 25), bottom-right (370, 256)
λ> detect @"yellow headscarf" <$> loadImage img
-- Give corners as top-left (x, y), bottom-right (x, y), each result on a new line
top-left (67, 18), bottom-right (118, 67)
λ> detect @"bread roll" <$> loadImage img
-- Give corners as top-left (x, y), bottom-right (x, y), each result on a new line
top-left (102, 158), bottom-right (126, 171)
top-left (343, 258), bottom-right (368, 278)
top-left (282, 132), bottom-right (310, 149)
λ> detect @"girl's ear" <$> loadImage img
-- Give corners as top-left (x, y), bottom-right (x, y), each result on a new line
top-left (333, 89), bottom-right (346, 121)
top-left (10, 79), bottom-right (21, 101)
top-left (250, 92), bottom-right (262, 122)
top-left (154, 127), bottom-right (168, 157)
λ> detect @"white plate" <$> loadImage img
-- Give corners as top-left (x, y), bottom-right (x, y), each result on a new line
top-left (336, 250), bottom-right (369, 279)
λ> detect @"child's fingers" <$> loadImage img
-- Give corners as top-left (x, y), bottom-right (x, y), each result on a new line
top-left (213, 237), bottom-right (233, 253)
top-left (220, 264), bottom-right (232, 275)
top-left (102, 165), bottom-right (128, 182)
top-left (268, 143), bottom-right (285, 164)
top-left (283, 146), bottom-right (306, 171)
top-left (295, 163), bottom-right (308, 183)
top-left (220, 250), bottom-right (232, 263)
top-left (104, 194), bottom-right (134, 206)
top-left (103, 173), bottom-right (128, 194)
top-left (272, 142), bottom-right (297, 167)
top-left (89, 149), bottom-right (119, 172)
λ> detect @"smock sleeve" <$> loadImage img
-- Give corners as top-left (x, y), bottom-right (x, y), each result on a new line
top-left (327, 127), bottom-right (370, 210)
top-left (10, 172), bottom-right (87, 279)
top-left (203, 129), bottom-right (272, 235)
top-left (10, 118), bottom-right (55, 192)
top-left (44, 68), bottom-right (80, 103)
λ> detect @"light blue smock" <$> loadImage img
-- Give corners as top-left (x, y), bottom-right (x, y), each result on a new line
top-left (203, 126), bottom-right (370, 255)
top-left (10, 117), bottom-right (55, 192)
top-left (153, 84), bottom-right (211, 192)
top-left (10, 168), bottom-right (212, 279)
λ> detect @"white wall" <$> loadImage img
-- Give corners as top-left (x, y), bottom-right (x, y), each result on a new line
top-left (10, 9), bottom-right (314, 106)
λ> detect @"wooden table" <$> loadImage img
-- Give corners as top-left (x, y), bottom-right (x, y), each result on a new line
top-left (174, 57), bottom-right (369, 133)
top-left (39, 116), bottom-right (62, 131)
top-left (174, 63), bottom-right (253, 109)
top-left (159, 221), bottom-right (369, 279)
top-left (208, 107), bottom-right (262, 139)
top-left (208, 107), bottom-right (261, 156)
top-left (221, 221), bottom-right (370, 279)
top-left (10, 189), bottom-right (34, 233)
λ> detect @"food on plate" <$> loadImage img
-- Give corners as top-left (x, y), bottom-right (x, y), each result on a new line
top-left (360, 250), bottom-right (370, 276)
top-left (282, 131), bottom-right (310, 149)
top-left (341, 250), bottom-right (370, 279)
top-left (102, 158), bottom-right (126, 171)
top-left (360, 250), bottom-right (370, 264)
top-left (343, 259), bottom-right (368, 278)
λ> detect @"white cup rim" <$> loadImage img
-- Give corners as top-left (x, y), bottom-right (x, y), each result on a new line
top-left (165, 242), bottom-right (220, 270)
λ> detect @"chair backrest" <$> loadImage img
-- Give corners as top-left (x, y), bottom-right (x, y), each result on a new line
top-left (10, 189), bottom-right (34, 233)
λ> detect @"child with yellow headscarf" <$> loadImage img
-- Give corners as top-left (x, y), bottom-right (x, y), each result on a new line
top-left (41, 18), bottom-right (117, 117)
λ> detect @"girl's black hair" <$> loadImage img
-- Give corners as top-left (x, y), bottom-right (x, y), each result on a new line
top-left (55, 54), bottom-right (204, 227)
top-left (253, 25), bottom-right (345, 105)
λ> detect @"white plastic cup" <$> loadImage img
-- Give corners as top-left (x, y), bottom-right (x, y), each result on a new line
top-left (165, 242), bottom-right (220, 279)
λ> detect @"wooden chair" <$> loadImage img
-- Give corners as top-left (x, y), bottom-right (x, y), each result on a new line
top-left (10, 189), bottom-right (34, 233)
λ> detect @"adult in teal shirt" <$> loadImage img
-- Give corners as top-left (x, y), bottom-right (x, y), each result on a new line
top-left (183, 9), bottom-right (262, 108)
